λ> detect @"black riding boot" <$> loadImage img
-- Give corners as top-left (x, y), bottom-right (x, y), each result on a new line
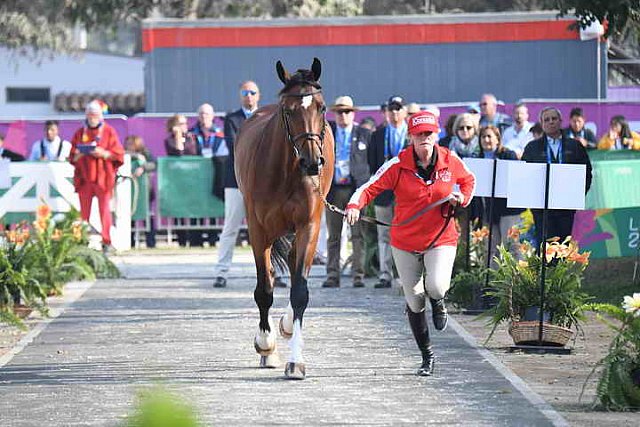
top-left (430, 297), bottom-right (448, 331)
top-left (406, 306), bottom-right (435, 376)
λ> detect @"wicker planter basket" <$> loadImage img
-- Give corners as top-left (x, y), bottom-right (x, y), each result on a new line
top-left (508, 321), bottom-right (574, 347)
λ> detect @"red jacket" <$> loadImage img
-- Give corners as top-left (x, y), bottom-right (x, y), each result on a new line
top-left (69, 122), bottom-right (124, 192)
top-left (347, 145), bottom-right (476, 252)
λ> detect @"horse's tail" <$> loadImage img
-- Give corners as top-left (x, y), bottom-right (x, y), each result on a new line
top-left (271, 235), bottom-right (292, 276)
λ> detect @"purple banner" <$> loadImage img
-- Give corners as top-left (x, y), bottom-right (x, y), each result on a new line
top-left (2, 101), bottom-right (639, 158)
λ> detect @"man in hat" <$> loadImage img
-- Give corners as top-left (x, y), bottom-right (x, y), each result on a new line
top-left (321, 96), bottom-right (372, 288)
top-left (69, 100), bottom-right (124, 253)
top-left (367, 95), bottom-right (408, 288)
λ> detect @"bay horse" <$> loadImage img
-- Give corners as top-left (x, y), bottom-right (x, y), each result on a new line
top-left (234, 58), bottom-right (334, 379)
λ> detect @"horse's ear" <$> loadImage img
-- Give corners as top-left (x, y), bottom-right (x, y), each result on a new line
top-left (311, 57), bottom-right (321, 81)
top-left (276, 60), bottom-right (289, 85)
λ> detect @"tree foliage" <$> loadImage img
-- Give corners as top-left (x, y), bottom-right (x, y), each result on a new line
top-left (556, 0), bottom-right (640, 38)
top-left (1, 0), bottom-right (639, 58)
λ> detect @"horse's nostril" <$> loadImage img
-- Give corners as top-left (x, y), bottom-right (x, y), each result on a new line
top-left (319, 157), bottom-right (325, 166)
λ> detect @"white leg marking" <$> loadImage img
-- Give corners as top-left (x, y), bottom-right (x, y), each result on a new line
top-left (255, 316), bottom-right (276, 352)
top-left (281, 303), bottom-right (294, 335)
top-left (288, 319), bottom-right (304, 364)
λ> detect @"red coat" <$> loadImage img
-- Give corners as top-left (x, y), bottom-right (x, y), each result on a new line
top-left (69, 122), bottom-right (124, 192)
top-left (347, 145), bottom-right (476, 252)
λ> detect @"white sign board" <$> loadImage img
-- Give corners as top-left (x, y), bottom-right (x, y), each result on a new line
top-left (463, 158), bottom-right (519, 198)
top-left (506, 163), bottom-right (586, 210)
top-left (0, 159), bottom-right (10, 189)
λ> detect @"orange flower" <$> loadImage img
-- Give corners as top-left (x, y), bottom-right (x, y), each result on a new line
top-left (33, 219), bottom-right (48, 234)
top-left (51, 228), bottom-right (63, 241)
top-left (545, 243), bottom-right (559, 263)
top-left (507, 226), bottom-right (520, 241)
top-left (36, 204), bottom-right (52, 220)
top-left (568, 251), bottom-right (590, 265)
top-left (518, 241), bottom-right (533, 256)
top-left (72, 223), bottom-right (83, 241)
top-left (6, 230), bottom-right (18, 243)
top-left (471, 227), bottom-right (490, 244)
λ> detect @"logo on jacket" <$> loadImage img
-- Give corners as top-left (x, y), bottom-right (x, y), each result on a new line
top-left (437, 169), bottom-right (452, 182)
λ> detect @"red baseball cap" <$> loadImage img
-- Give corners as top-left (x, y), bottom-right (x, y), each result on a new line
top-left (408, 111), bottom-right (439, 135)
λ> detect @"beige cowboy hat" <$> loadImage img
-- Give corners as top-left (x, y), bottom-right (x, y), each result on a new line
top-left (330, 95), bottom-right (359, 112)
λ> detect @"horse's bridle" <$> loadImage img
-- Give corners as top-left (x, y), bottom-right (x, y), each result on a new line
top-left (280, 88), bottom-right (327, 175)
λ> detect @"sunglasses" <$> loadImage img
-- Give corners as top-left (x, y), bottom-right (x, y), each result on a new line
top-left (458, 126), bottom-right (474, 131)
top-left (241, 90), bottom-right (258, 96)
top-left (335, 110), bottom-right (353, 115)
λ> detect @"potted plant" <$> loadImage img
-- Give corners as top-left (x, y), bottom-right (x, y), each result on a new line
top-left (584, 295), bottom-right (640, 410)
top-left (483, 230), bottom-right (591, 346)
top-left (1, 225), bottom-right (48, 329)
top-left (448, 225), bottom-right (490, 311)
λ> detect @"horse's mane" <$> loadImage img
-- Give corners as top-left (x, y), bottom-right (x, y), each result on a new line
top-left (278, 69), bottom-right (322, 95)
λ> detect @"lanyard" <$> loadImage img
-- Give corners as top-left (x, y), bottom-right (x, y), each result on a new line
top-left (384, 125), bottom-right (407, 158)
top-left (545, 138), bottom-right (563, 163)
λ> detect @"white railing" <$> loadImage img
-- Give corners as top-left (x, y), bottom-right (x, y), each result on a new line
top-left (0, 159), bottom-right (131, 251)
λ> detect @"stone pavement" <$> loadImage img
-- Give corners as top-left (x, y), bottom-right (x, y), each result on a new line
top-left (0, 249), bottom-right (567, 426)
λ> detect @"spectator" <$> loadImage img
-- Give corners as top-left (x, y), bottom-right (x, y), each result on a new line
top-left (438, 114), bottom-right (458, 149)
top-left (406, 102), bottom-right (421, 115)
top-left (530, 122), bottom-right (543, 140)
top-left (449, 113), bottom-right (480, 158)
top-left (345, 111), bottom-right (476, 376)
top-left (501, 103), bottom-right (533, 159)
top-left (359, 116), bottom-right (377, 132)
top-left (0, 133), bottom-right (25, 161)
top-left (164, 114), bottom-right (197, 156)
top-left (368, 95), bottom-right (408, 289)
top-left (597, 115), bottom-right (640, 151)
top-left (478, 125), bottom-right (524, 252)
top-left (479, 93), bottom-right (512, 133)
top-left (321, 95), bottom-right (371, 289)
top-left (164, 114), bottom-right (197, 247)
top-left (28, 120), bottom-right (72, 161)
top-left (124, 135), bottom-right (156, 249)
top-left (522, 107), bottom-right (592, 245)
top-left (563, 107), bottom-right (597, 150)
top-left (213, 81), bottom-right (267, 288)
top-left (69, 100), bottom-right (124, 253)
top-left (189, 103), bottom-right (227, 247)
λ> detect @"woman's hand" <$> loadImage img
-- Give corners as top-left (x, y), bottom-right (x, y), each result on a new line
top-left (345, 207), bottom-right (360, 225)
top-left (449, 192), bottom-right (464, 207)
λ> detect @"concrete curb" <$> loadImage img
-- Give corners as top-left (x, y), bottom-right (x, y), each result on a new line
top-left (449, 316), bottom-right (569, 427)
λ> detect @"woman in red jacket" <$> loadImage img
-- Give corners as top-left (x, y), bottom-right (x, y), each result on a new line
top-left (346, 111), bottom-right (476, 376)
top-left (69, 100), bottom-right (124, 252)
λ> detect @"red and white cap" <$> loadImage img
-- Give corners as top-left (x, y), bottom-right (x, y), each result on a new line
top-left (408, 111), bottom-right (439, 135)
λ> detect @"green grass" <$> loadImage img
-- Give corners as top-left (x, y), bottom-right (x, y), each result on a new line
top-left (583, 257), bottom-right (639, 304)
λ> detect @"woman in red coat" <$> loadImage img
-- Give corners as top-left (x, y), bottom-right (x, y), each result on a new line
top-left (69, 100), bottom-right (124, 251)
top-left (346, 111), bottom-right (476, 376)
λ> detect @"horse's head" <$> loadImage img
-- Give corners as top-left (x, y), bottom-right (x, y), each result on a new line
top-left (276, 58), bottom-right (327, 176)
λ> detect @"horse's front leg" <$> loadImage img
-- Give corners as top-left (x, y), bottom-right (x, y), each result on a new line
top-left (252, 237), bottom-right (280, 369)
top-left (283, 220), bottom-right (320, 380)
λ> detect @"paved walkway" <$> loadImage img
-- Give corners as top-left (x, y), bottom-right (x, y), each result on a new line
top-left (0, 250), bottom-right (566, 426)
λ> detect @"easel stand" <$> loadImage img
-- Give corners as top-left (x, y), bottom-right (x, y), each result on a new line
top-left (509, 162), bottom-right (571, 355)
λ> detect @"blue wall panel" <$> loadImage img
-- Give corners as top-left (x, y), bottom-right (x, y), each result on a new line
top-left (145, 39), bottom-right (598, 113)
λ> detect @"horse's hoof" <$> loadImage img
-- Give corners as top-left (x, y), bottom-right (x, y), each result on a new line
top-left (279, 315), bottom-right (293, 339)
top-left (260, 353), bottom-right (280, 369)
top-left (254, 337), bottom-right (276, 356)
top-left (284, 362), bottom-right (306, 380)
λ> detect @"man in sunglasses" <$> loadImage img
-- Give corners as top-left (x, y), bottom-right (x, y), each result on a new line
top-left (321, 96), bottom-right (371, 288)
top-left (213, 81), bottom-right (268, 288)
top-left (367, 95), bottom-right (408, 288)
